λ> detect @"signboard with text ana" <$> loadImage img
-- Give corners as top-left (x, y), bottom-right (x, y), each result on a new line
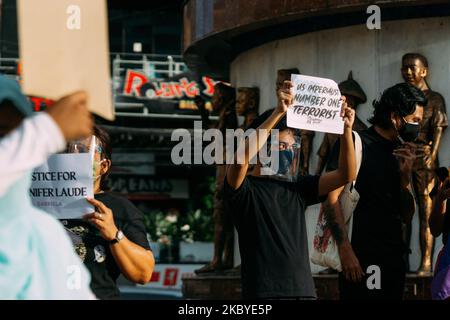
top-left (109, 176), bottom-right (189, 199)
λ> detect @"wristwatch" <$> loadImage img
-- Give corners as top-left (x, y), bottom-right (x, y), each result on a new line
top-left (110, 229), bottom-right (124, 245)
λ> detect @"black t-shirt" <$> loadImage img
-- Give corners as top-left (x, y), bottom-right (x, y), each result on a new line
top-left (444, 211), bottom-right (450, 245)
top-left (327, 126), bottom-right (407, 261)
top-left (61, 192), bottom-right (151, 300)
top-left (441, 208), bottom-right (450, 245)
top-left (223, 174), bottom-right (323, 299)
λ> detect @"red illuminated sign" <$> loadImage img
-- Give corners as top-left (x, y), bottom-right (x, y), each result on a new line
top-left (29, 97), bottom-right (54, 112)
top-left (123, 70), bottom-right (216, 99)
top-left (163, 268), bottom-right (179, 286)
top-left (150, 271), bottom-right (161, 282)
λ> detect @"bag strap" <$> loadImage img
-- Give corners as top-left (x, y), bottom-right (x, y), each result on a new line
top-left (351, 131), bottom-right (363, 189)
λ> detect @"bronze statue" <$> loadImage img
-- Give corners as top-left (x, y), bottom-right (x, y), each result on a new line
top-left (277, 68), bottom-right (314, 175)
top-left (236, 87), bottom-right (259, 128)
top-left (401, 53), bottom-right (448, 274)
top-left (220, 87), bottom-right (261, 276)
top-left (315, 71), bottom-right (368, 175)
top-left (195, 82), bottom-right (238, 274)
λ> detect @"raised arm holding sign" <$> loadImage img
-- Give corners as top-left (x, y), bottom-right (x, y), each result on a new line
top-left (223, 80), bottom-right (356, 299)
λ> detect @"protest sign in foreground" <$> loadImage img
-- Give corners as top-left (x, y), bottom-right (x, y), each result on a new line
top-left (30, 153), bottom-right (94, 219)
top-left (287, 74), bottom-right (344, 134)
top-left (17, 0), bottom-right (114, 120)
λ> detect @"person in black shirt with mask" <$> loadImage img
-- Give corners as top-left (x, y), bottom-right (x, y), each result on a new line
top-left (63, 125), bottom-right (155, 299)
top-left (325, 82), bottom-right (426, 300)
top-left (224, 80), bottom-right (357, 299)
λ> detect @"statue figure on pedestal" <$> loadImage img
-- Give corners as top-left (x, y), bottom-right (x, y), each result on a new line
top-left (194, 82), bottom-right (238, 274)
top-left (401, 53), bottom-right (448, 274)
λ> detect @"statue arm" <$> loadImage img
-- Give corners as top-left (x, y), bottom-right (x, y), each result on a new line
top-left (430, 94), bottom-right (448, 164)
top-left (430, 126), bottom-right (444, 164)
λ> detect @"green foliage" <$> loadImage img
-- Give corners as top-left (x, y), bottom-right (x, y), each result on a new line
top-left (142, 176), bottom-right (215, 244)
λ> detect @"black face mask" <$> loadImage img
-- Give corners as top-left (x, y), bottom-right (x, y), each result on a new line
top-left (397, 118), bottom-right (420, 143)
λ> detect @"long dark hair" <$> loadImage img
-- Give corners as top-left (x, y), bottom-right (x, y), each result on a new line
top-left (368, 83), bottom-right (427, 129)
top-left (94, 125), bottom-right (112, 191)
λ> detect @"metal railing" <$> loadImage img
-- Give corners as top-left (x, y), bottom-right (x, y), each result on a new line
top-left (0, 57), bottom-right (20, 81)
top-left (0, 53), bottom-right (187, 84)
top-left (111, 53), bottom-right (187, 93)
top-left (0, 54), bottom-right (217, 120)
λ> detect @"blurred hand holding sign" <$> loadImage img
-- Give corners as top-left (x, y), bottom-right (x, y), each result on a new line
top-left (287, 75), bottom-right (343, 134)
top-left (17, 0), bottom-right (114, 120)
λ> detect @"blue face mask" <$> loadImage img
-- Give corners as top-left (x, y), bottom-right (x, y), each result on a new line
top-left (260, 137), bottom-right (301, 182)
top-left (278, 149), bottom-right (295, 175)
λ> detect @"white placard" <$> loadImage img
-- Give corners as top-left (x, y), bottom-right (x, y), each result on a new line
top-left (30, 153), bottom-right (94, 219)
top-left (287, 74), bottom-right (344, 134)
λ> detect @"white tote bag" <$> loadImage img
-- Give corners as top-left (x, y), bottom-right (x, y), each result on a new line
top-left (310, 131), bottom-right (362, 272)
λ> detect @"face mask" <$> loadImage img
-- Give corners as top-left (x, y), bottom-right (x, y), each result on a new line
top-left (278, 150), bottom-right (295, 175)
top-left (397, 117), bottom-right (420, 143)
top-left (260, 139), bottom-right (301, 182)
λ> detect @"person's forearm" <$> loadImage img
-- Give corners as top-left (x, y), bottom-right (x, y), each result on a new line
top-left (336, 127), bottom-right (356, 182)
top-left (317, 128), bottom-right (356, 195)
top-left (227, 109), bottom-right (285, 189)
top-left (0, 112), bottom-right (65, 196)
top-left (236, 109), bottom-right (285, 166)
top-left (110, 237), bottom-right (155, 284)
top-left (324, 200), bottom-right (350, 247)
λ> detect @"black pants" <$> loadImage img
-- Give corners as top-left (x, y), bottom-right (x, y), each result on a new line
top-left (338, 255), bottom-right (406, 300)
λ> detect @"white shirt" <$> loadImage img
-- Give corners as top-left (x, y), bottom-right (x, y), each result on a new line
top-left (0, 112), bottom-right (66, 197)
top-left (0, 112), bottom-right (96, 299)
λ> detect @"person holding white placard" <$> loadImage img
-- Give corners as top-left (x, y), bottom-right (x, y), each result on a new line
top-left (276, 69), bottom-right (315, 176)
top-left (61, 126), bottom-right (155, 299)
top-left (224, 80), bottom-right (356, 299)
